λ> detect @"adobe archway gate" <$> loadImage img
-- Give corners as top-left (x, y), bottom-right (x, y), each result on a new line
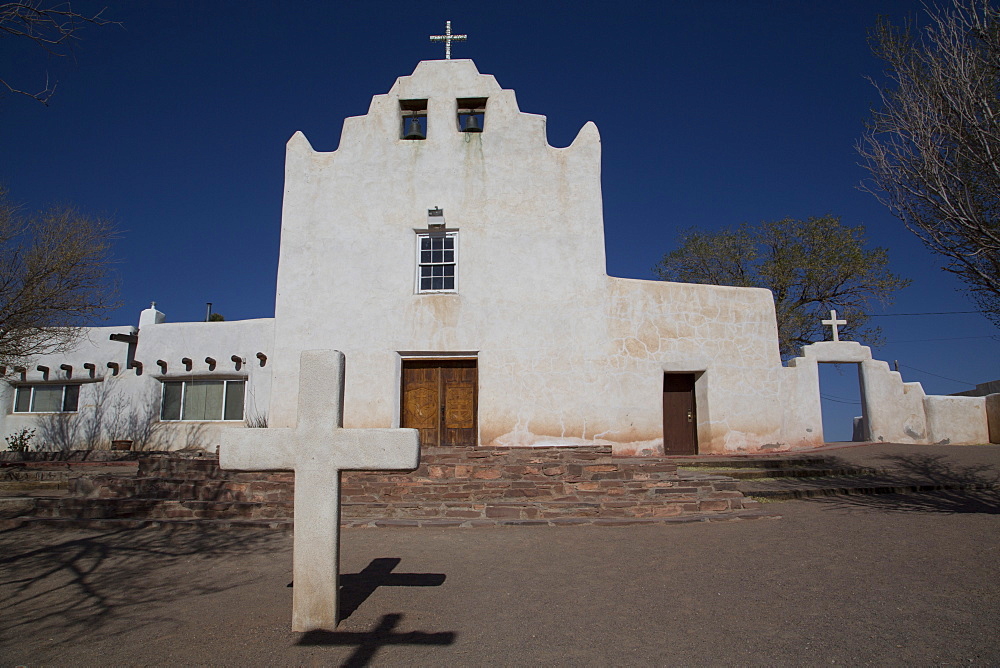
top-left (785, 341), bottom-right (990, 445)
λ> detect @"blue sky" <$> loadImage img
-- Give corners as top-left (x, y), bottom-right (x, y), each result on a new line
top-left (1, 1), bottom-right (996, 440)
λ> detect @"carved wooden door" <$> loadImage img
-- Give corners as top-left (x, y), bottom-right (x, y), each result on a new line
top-left (401, 360), bottom-right (477, 447)
top-left (663, 373), bottom-right (698, 455)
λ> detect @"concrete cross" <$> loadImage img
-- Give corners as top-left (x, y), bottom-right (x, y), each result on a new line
top-left (430, 20), bottom-right (466, 59)
top-left (821, 309), bottom-right (847, 342)
top-left (220, 350), bottom-right (420, 632)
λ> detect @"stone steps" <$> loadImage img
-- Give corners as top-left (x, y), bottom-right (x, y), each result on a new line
top-left (3, 446), bottom-right (769, 528)
top-left (737, 477), bottom-right (999, 500)
top-left (0, 480), bottom-right (70, 495)
top-left (0, 508), bottom-right (780, 532)
top-left (674, 454), bottom-right (1000, 500)
top-left (679, 466), bottom-right (885, 480)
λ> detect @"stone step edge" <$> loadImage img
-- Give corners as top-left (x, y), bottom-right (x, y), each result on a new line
top-left (744, 481), bottom-right (999, 500)
top-left (0, 509), bottom-right (780, 532)
top-left (706, 467), bottom-right (885, 480)
top-left (25, 495), bottom-right (744, 510)
top-left (675, 458), bottom-right (841, 469)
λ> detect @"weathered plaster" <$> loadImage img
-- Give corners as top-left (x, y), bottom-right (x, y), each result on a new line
top-left (265, 59), bottom-right (796, 454)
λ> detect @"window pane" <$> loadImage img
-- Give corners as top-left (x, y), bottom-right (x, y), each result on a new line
top-left (443, 250), bottom-right (454, 262)
top-left (62, 385), bottom-right (80, 412)
top-left (161, 382), bottom-right (182, 420)
top-left (432, 276), bottom-right (443, 289)
top-left (443, 277), bottom-right (455, 289)
top-left (184, 381), bottom-right (224, 420)
top-left (421, 238), bottom-right (430, 250)
top-left (421, 251), bottom-right (431, 263)
top-left (14, 387), bottom-right (30, 413)
top-left (224, 381), bottom-right (245, 420)
top-left (431, 237), bottom-right (443, 249)
top-left (32, 386), bottom-right (62, 412)
top-left (443, 237), bottom-right (454, 250)
top-left (421, 277), bottom-right (432, 290)
top-left (432, 250), bottom-right (442, 262)
top-left (442, 265), bottom-right (454, 277)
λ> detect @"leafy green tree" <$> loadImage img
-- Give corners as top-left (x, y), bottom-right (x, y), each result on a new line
top-left (859, 0), bottom-right (1000, 326)
top-left (653, 216), bottom-right (910, 358)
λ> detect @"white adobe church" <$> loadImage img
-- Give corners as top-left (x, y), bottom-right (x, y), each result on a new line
top-left (1, 56), bottom-right (994, 454)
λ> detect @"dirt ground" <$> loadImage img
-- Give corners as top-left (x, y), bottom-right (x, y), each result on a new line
top-left (2, 475), bottom-right (999, 667)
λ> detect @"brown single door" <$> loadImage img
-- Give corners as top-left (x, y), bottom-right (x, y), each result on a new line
top-left (401, 360), bottom-right (477, 446)
top-left (663, 373), bottom-right (698, 455)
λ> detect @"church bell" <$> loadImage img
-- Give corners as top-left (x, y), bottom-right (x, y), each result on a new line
top-left (462, 114), bottom-right (482, 133)
top-left (403, 117), bottom-right (425, 140)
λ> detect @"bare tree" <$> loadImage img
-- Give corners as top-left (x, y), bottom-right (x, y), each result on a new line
top-left (0, 188), bottom-right (119, 368)
top-left (859, 0), bottom-right (1000, 326)
top-left (0, 1), bottom-right (117, 104)
top-left (35, 378), bottom-right (162, 451)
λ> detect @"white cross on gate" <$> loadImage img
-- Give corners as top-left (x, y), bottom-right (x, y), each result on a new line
top-left (821, 309), bottom-right (848, 342)
top-left (430, 20), bottom-right (466, 60)
top-left (220, 350), bottom-right (420, 632)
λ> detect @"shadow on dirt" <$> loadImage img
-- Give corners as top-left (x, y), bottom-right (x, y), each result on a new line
top-left (809, 453), bottom-right (1000, 514)
top-left (297, 612), bottom-right (456, 667)
top-left (0, 526), bottom-right (283, 644)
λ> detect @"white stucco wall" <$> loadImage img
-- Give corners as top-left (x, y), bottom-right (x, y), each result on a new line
top-left (0, 311), bottom-right (274, 452)
top-left (267, 59), bottom-right (789, 454)
top-left (783, 341), bottom-right (990, 446)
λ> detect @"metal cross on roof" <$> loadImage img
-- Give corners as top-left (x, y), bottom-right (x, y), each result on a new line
top-left (821, 309), bottom-right (847, 342)
top-left (430, 20), bottom-right (466, 59)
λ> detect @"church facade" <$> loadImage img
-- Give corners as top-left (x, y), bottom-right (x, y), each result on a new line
top-left (1, 60), bottom-right (993, 454)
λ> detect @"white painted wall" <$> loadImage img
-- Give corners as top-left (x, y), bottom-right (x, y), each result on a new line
top-left (784, 341), bottom-right (989, 446)
top-left (0, 309), bottom-right (273, 452)
top-left (268, 59), bottom-right (790, 454)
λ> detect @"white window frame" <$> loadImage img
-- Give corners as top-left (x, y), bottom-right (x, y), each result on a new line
top-left (159, 378), bottom-right (246, 422)
top-left (415, 230), bottom-right (459, 294)
top-left (12, 384), bottom-right (81, 414)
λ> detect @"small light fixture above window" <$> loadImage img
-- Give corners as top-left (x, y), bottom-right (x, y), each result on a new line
top-left (427, 207), bottom-right (446, 228)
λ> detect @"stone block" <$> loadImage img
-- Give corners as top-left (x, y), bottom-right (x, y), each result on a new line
top-left (484, 505), bottom-right (523, 519)
top-left (698, 500), bottom-right (730, 512)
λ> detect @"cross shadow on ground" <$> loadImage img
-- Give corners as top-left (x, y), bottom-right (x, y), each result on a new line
top-left (339, 557), bottom-right (446, 620)
top-left (0, 526), bottom-right (284, 645)
top-left (809, 453), bottom-right (1000, 514)
top-left (297, 613), bottom-right (456, 667)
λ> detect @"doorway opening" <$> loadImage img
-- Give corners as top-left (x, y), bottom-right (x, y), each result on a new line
top-left (663, 373), bottom-right (698, 455)
top-left (400, 359), bottom-right (477, 447)
top-left (818, 362), bottom-right (866, 442)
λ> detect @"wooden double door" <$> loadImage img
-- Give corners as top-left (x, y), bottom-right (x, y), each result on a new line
top-left (401, 359), bottom-right (477, 447)
top-left (663, 373), bottom-right (698, 455)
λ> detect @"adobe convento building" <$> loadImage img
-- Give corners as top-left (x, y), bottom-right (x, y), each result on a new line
top-left (2, 59), bottom-right (995, 453)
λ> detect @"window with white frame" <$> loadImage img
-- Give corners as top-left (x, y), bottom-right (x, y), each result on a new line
top-left (160, 379), bottom-right (245, 421)
top-left (12, 384), bottom-right (81, 413)
top-left (416, 231), bottom-right (457, 292)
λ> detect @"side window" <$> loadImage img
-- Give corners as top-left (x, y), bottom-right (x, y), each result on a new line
top-left (415, 231), bottom-right (458, 293)
top-left (12, 384), bottom-right (81, 413)
top-left (159, 379), bottom-right (245, 421)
